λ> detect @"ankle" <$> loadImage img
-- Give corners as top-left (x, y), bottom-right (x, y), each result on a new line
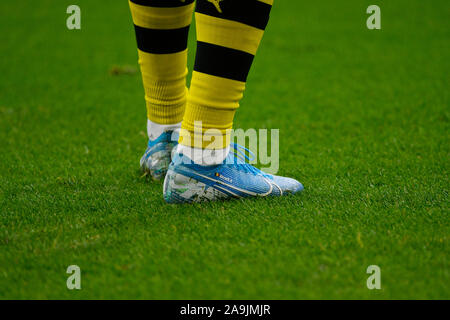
top-left (147, 119), bottom-right (181, 141)
top-left (176, 144), bottom-right (230, 166)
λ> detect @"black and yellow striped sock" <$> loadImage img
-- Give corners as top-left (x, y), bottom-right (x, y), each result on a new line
top-left (129, 0), bottom-right (195, 125)
top-left (180, 0), bottom-right (273, 149)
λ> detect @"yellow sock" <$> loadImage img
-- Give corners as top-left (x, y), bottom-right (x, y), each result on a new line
top-left (180, 0), bottom-right (274, 149)
top-left (129, 0), bottom-right (195, 125)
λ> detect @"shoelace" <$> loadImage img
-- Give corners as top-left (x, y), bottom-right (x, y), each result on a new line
top-left (230, 143), bottom-right (254, 162)
top-left (230, 143), bottom-right (271, 178)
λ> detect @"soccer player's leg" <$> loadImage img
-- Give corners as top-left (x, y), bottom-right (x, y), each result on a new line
top-left (128, 0), bottom-right (194, 180)
top-left (163, 0), bottom-right (303, 203)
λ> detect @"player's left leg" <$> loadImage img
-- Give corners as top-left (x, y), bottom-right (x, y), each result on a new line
top-left (128, 0), bottom-right (195, 180)
top-left (163, 0), bottom-right (303, 203)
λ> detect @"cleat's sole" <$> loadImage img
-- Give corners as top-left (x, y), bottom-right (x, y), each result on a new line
top-left (164, 170), bottom-right (229, 203)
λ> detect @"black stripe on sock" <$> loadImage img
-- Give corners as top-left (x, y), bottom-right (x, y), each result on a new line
top-left (194, 41), bottom-right (255, 82)
top-left (130, 0), bottom-right (195, 8)
top-left (196, 0), bottom-right (272, 30)
top-left (134, 25), bottom-right (190, 54)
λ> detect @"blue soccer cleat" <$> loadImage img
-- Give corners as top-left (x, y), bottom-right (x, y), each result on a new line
top-left (140, 130), bottom-right (179, 180)
top-left (163, 143), bottom-right (303, 203)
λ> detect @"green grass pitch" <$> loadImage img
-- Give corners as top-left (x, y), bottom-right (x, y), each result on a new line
top-left (0, 0), bottom-right (448, 299)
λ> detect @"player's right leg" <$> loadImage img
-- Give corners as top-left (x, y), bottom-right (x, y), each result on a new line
top-left (128, 0), bottom-right (195, 180)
